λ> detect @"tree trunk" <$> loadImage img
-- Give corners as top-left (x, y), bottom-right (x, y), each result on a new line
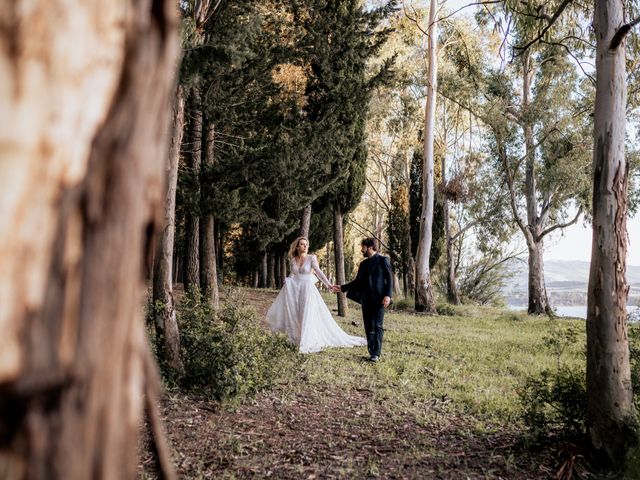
top-left (586, 0), bottom-right (638, 465)
top-left (442, 153), bottom-right (459, 305)
top-left (522, 52), bottom-right (549, 315)
top-left (216, 220), bottom-right (224, 284)
top-left (267, 251), bottom-right (275, 289)
top-left (274, 250), bottom-right (282, 288)
top-left (414, 0), bottom-right (438, 313)
top-left (152, 84), bottom-right (186, 379)
top-left (333, 204), bottom-right (348, 317)
top-left (252, 270), bottom-right (259, 289)
top-left (199, 121), bottom-right (218, 307)
top-left (0, 1), bottom-right (178, 478)
top-left (527, 240), bottom-right (549, 315)
top-left (259, 253), bottom-right (268, 288)
top-left (280, 251), bottom-right (287, 285)
top-left (183, 89), bottom-right (202, 293)
top-left (299, 204), bottom-right (312, 238)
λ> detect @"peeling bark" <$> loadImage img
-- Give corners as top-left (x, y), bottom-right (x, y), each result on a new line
top-left (586, 0), bottom-right (638, 466)
top-left (0, 0), bottom-right (178, 478)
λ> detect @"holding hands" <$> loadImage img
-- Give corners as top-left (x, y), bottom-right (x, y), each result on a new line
top-left (330, 285), bottom-right (342, 293)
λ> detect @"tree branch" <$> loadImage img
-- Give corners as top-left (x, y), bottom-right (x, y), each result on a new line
top-left (436, 0), bottom-right (503, 23)
top-left (610, 16), bottom-right (640, 50)
top-left (346, 217), bottom-right (390, 251)
top-left (143, 345), bottom-right (177, 480)
top-left (538, 207), bottom-right (582, 240)
top-left (513, 0), bottom-right (574, 55)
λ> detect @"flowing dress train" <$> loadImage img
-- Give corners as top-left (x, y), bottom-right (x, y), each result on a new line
top-left (265, 254), bottom-right (367, 354)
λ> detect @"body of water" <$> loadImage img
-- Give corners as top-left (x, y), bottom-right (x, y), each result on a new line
top-left (508, 304), bottom-right (640, 319)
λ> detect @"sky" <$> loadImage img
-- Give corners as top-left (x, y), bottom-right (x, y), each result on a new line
top-left (545, 214), bottom-right (640, 267)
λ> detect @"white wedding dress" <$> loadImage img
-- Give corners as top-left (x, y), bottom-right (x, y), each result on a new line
top-left (265, 254), bottom-right (367, 353)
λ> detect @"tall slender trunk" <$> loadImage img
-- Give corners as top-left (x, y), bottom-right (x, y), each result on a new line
top-left (299, 205), bottom-right (311, 238)
top-left (274, 250), bottom-right (282, 288)
top-left (442, 153), bottom-right (459, 304)
top-left (152, 84), bottom-right (185, 378)
top-left (527, 240), bottom-right (549, 314)
top-left (280, 251), bottom-right (287, 284)
top-left (414, 0), bottom-right (438, 313)
top-left (0, 1), bottom-right (178, 478)
top-left (183, 89), bottom-right (202, 292)
top-left (333, 204), bottom-right (348, 316)
top-left (267, 251), bottom-right (275, 289)
top-left (587, 0), bottom-right (638, 465)
top-left (199, 121), bottom-right (218, 306)
top-left (259, 252), bottom-right (268, 288)
top-left (216, 220), bottom-right (224, 284)
top-left (522, 52), bottom-right (549, 315)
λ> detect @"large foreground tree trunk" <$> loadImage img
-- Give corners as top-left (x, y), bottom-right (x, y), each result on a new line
top-left (414, 0), bottom-right (438, 313)
top-left (153, 84), bottom-right (186, 379)
top-left (0, 1), bottom-right (178, 478)
top-left (333, 204), bottom-right (348, 317)
top-left (586, 0), bottom-right (638, 466)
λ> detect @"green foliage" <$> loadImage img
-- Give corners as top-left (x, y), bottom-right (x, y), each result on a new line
top-left (518, 320), bottom-right (586, 441)
top-left (629, 323), bottom-right (640, 411)
top-left (519, 366), bottom-right (587, 440)
top-left (177, 289), bottom-right (302, 401)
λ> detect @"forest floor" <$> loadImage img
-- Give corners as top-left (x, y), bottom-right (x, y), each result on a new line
top-left (139, 288), bottom-right (596, 479)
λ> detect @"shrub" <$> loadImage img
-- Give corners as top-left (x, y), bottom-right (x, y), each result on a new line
top-left (629, 323), bottom-right (640, 410)
top-left (389, 296), bottom-right (413, 312)
top-left (519, 366), bottom-right (587, 440)
top-left (177, 288), bottom-right (301, 401)
top-left (518, 320), bottom-right (586, 440)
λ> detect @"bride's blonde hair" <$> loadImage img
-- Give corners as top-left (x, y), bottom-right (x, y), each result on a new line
top-left (288, 236), bottom-right (309, 259)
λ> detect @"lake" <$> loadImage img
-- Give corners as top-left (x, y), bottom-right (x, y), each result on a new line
top-left (508, 304), bottom-right (640, 319)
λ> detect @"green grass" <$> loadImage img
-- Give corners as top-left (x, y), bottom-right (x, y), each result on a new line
top-left (281, 293), bottom-right (586, 428)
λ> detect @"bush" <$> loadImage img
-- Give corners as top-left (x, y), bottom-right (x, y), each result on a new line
top-left (519, 366), bottom-right (587, 440)
top-left (177, 289), bottom-right (301, 401)
top-left (518, 320), bottom-right (586, 440)
top-left (629, 323), bottom-right (640, 410)
top-left (389, 296), bottom-right (413, 312)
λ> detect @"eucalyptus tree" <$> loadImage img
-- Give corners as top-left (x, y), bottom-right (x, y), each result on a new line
top-left (413, 0), bottom-right (439, 313)
top-left (586, 0), bottom-right (640, 466)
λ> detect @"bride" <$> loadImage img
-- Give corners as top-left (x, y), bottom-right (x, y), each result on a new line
top-left (265, 236), bottom-right (367, 354)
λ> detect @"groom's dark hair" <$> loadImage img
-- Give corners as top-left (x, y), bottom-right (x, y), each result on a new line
top-left (361, 237), bottom-right (378, 250)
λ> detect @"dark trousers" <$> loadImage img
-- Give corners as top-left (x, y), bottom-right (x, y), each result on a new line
top-left (362, 300), bottom-right (384, 358)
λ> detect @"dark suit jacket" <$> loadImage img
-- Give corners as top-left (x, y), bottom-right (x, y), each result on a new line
top-left (341, 254), bottom-right (393, 306)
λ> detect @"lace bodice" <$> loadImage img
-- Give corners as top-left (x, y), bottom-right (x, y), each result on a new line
top-left (289, 255), bottom-right (331, 288)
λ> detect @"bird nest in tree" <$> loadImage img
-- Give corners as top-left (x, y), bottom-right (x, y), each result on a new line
top-left (440, 173), bottom-right (470, 203)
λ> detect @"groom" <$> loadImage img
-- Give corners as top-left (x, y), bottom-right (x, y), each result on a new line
top-left (333, 238), bottom-right (392, 363)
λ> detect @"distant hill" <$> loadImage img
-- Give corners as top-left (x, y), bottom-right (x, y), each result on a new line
top-left (502, 259), bottom-right (640, 306)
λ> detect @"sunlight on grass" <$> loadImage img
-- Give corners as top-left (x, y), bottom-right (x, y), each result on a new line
top-left (288, 293), bottom-right (586, 427)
